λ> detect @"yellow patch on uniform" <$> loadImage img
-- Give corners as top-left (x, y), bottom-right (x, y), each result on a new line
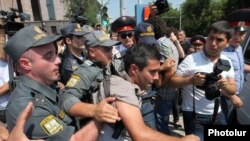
top-left (59, 110), bottom-right (65, 119)
top-left (40, 115), bottom-right (63, 136)
top-left (66, 74), bottom-right (80, 87)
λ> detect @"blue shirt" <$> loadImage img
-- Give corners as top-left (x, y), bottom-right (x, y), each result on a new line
top-left (222, 45), bottom-right (244, 94)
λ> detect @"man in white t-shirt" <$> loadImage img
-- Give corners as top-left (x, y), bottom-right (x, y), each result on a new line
top-left (0, 52), bottom-right (10, 124)
top-left (170, 21), bottom-right (236, 141)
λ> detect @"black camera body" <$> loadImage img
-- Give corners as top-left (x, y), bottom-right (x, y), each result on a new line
top-left (196, 59), bottom-right (231, 100)
top-left (71, 15), bottom-right (87, 26)
top-left (154, 0), bottom-right (169, 15)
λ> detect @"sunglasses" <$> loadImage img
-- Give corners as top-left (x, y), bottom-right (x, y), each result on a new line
top-left (120, 33), bottom-right (133, 39)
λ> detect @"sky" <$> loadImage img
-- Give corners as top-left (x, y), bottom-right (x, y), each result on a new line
top-left (98, 0), bottom-right (185, 21)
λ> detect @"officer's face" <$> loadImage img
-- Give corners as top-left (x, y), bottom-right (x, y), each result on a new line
top-left (205, 32), bottom-right (229, 58)
top-left (231, 30), bottom-right (247, 45)
top-left (89, 46), bottom-right (113, 67)
top-left (118, 32), bottom-right (134, 48)
top-left (134, 58), bottom-right (160, 90)
top-left (27, 43), bottom-right (61, 85)
top-left (71, 35), bottom-right (85, 50)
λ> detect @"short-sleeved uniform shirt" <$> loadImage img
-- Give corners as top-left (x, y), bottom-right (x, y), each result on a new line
top-left (222, 45), bottom-right (244, 94)
top-left (6, 75), bottom-right (75, 141)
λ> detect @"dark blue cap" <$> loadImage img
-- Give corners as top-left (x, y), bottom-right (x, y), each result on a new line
top-left (60, 23), bottom-right (88, 36)
top-left (135, 22), bottom-right (158, 44)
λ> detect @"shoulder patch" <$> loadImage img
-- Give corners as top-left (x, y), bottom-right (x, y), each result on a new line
top-left (66, 74), bottom-right (80, 87)
top-left (40, 115), bottom-right (63, 136)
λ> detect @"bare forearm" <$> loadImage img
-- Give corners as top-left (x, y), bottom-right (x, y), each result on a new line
top-left (221, 82), bottom-right (236, 96)
top-left (174, 41), bottom-right (185, 58)
top-left (244, 64), bottom-right (250, 73)
top-left (170, 75), bottom-right (194, 88)
top-left (69, 102), bottom-right (95, 118)
top-left (0, 83), bottom-right (10, 96)
top-left (133, 126), bottom-right (182, 141)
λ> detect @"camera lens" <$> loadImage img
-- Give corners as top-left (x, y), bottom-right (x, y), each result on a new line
top-left (205, 84), bottom-right (220, 100)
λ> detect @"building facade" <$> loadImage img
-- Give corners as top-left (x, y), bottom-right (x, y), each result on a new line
top-left (0, 0), bottom-right (68, 34)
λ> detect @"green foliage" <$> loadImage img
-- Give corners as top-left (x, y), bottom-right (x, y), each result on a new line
top-left (180, 0), bottom-right (228, 37)
top-left (61, 0), bottom-right (101, 26)
top-left (160, 0), bottom-right (250, 37)
top-left (160, 7), bottom-right (180, 29)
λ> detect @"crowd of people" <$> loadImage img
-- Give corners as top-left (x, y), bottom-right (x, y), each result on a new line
top-left (0, 3), bottom-right (250, 141)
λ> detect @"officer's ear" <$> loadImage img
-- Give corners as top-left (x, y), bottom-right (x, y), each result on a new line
top-left (88, 47), bottom-right (96, 57)
top-left (19, 57), bottom-right (31, 71)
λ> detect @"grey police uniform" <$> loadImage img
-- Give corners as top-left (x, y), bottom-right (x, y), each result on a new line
top-left (59, 31), bottom-right (120, 127)
top-left (60, 23), bottom-right (90, 84)
top-left (60, 59), bottom-right (104, 111)
top-left (6, 76), bottom-right (74, 140)
top-left (3, 25), bottom-right (76, 141)
top-left (60, 47), bottom-right (86, 84)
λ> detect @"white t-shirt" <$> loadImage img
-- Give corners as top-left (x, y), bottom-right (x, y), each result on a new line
top-left (176, 50), bottom-right (235, 115)
top-left (0, 60), bottom-right (10, 110)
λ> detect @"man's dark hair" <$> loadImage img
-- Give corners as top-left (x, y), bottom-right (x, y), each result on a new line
top-left (208, 20), bottom-right (234, 40)
top-left (124, 43), bottom-right (161, 73)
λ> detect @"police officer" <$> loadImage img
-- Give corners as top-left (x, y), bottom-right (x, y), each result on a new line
top-left (111, 16), bottom-right (136, 56)
top-left (60, 23), bottom-right (91, 84)
top-left (60, 30), bottom-right (121, 127)
top-left (4, 25), bottom-right (113, 141)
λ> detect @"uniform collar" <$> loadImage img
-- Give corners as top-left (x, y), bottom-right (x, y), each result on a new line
top-left (20, 75), bottom-right (57, 103)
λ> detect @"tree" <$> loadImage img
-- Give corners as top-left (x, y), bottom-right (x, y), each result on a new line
top-left (62, 0), bottom-right (101, 26)
top-left (160, 7), bottom-right (180, 30)
top-left (180, 0), bottom-right (228, 36)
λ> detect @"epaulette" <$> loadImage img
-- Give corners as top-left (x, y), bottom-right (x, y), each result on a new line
top-left (114, 51), bottom-right (126, 59)
top-left (31, 92), bottom-right (46, 107)
top-left (84, 60), bottom-right (93, 66)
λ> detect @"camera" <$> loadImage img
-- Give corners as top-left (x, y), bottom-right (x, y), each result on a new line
top-left (154, 0), bottom-right (169, 15)
top-left (196, 59), bottom-right (231, 100)
top-left (71, 15), bottom-right (87, 26)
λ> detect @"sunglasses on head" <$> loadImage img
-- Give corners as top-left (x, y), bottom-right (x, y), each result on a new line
top-left (120, 33), bottom-right (133, 39)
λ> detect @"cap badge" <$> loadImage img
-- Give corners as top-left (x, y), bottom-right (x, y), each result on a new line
top-left (98, 31), bottom-right (110, 41)
top-left (146, 26), bottom-right (152, 32)
top-left (33, 26), bottom-right (47, 41)
top-left (74, 23), bottom-right (82, 32)
top-left (122, 16), bottom-right (127, 21)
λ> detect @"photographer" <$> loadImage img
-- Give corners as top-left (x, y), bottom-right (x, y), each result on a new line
top-left (169, 21), bottom-right (236, 141)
